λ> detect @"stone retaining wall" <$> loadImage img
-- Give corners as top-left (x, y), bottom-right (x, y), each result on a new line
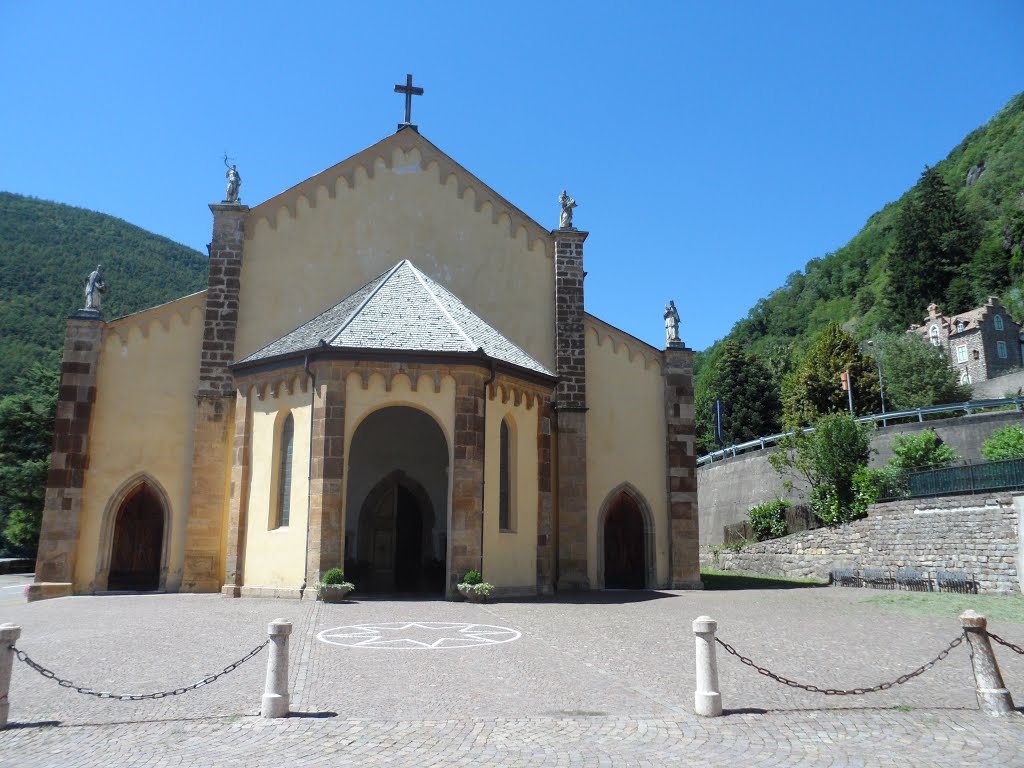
top-left (700, 493), bottom-right (1023, 594)
top-left (698, 409), bottom-right (1024, 546)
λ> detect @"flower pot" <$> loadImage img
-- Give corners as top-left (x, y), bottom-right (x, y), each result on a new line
top-left (317, 583), bottom-right (354, 603)
top-left (457, 583), bottom-right (491, 603)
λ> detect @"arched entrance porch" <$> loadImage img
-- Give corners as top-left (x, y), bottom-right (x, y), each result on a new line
top-left (345, 406), bottom-right (449, 595)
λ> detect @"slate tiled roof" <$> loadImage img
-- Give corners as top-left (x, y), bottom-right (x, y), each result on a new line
top-left (236, 260), bottom-right (553, 376)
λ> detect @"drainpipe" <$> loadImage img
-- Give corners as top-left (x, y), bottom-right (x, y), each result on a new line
top-left (480, 356), bottom-right (498, 577)
top-left (300, 353), bottom-right (315, 598)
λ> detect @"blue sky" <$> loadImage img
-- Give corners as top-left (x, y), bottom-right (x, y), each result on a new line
top-left (2, 2), bottom-right (1022, 351)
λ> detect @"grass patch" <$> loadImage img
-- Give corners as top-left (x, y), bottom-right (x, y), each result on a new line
top-left (701, 569), bottom-right (827, 590)
top-left (862, 592), bottom-right (1024, 624)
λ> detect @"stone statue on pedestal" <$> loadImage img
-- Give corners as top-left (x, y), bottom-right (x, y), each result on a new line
top-left (664, 300), bottom-right (681, 346)
top-left (558, 189), bottom-right (577, 230)
top-left (84, 265), bottom-right (107, 312)
top-left (225, 164), bottom-right (242, 204)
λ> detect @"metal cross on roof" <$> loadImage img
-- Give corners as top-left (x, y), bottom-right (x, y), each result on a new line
top-left (394, 74), bottom-right (424, 132)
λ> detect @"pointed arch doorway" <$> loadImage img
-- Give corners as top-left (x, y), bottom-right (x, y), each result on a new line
top-left (600, 487), bottom-right (654, 590)
top-left (108, 483), bottom-right (166, 591)
top-left (357, 473), bottom-right (438, 593)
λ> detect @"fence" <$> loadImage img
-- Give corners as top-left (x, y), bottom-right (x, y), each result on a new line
top-left (0, 618), bottom-right (293, 729)
top-left (874, 456), bottom-right (1024, 501)
top-left (831, 567), bottom-right (977, 593)
top-left (698, 396), bottom-right (1024, 466)
top-left (693, 610), bottom-right (1021, 718)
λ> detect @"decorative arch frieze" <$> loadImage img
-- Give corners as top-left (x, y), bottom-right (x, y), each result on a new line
top-left (246, 133), bottom-right (550, 254)
top-left (585, 316), bottom-right (664, 373)
top-left (104, 293), bottom-right (206, 347)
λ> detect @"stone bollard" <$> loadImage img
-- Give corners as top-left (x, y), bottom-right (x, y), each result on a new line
top-left (0, 623), bottom-right (21, 730)
top-left (260, 619), bottom-right (292, 718)
top-left (960, 610), bottom-right (1015, 716)
top-left (693, 616), bottom-right (723, 717)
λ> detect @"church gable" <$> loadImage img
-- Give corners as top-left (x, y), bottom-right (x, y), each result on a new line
top-left (234, 130), bottom-right (556, 372)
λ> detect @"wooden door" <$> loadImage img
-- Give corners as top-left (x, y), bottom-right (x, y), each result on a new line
top-left (604, 493), bottom-right (645, 589)
top-left (108, 485), bottom-right (163, 591)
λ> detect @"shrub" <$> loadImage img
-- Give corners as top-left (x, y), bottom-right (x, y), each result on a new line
top-left (770, 412), bottom-right (873, 527)
top-left (981, 425), bottom-right (1024, 461)
top-left (748, 500), bottom-right (789, 540)
top-left (321, 567), bottom-right (347, 585)
top-left (461, 569), bottom-right (482, 585)
top-left (888, 430), bottom-right (959, 470)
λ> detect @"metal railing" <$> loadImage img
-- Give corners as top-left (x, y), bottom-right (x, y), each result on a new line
top-left (697, 396), bottom-right (1024, 466)
top-left (873, 456), bottom-right (1024, 501)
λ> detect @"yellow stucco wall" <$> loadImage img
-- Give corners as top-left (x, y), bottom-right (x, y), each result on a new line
top-left (584, 321), bottom-right (668, 587)
top-left (242, 388), bottom-right (312, 590)
top-left (235, 145), bottom-right (554, 371)
top-left (483, 389), bottom-right (540, 589)
top-left (74, 293), bottom-right (205, 593)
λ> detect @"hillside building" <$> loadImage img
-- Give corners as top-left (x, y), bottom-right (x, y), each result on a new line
top-left (909, 297), bottom-right (1022, 386)
top-left (29, 96), bottom-right (700, 601)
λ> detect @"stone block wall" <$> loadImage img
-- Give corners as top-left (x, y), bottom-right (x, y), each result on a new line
top-left (664, 346), bottom-right (701, 589)
top-left (701, 493), bottom-right (1022, 594)
top-left (31, 316), bottom-right (104, 596)
top-left (553, 228), bottom-right (589, 589)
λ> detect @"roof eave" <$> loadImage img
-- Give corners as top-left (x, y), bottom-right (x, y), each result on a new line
top-left (231, 346), bottom-right (557, 387)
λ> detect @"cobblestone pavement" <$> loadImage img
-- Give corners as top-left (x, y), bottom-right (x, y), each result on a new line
top-left (2, 587), bottom-right (1023, 766)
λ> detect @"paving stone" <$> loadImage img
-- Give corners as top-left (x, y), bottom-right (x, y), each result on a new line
top-left (1, 588), bottom-right (1022, 766)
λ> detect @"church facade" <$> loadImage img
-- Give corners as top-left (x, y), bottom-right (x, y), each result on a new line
top-left (29, 126), bottom-right (700, 601)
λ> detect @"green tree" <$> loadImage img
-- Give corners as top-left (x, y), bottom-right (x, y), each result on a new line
top-left (980, 425), bottom-right (1024, 461)
top-left (885, 166), bottom-right (980, 326)
top-left (888, 431), bottom-right (959, 470)
top-left (769, 413), bottom-right (873, 526)
top-left (0, 364), bottom-right (58, 555)
top-left (871, 332), bottom-right (971, 409)
top-left (781, 323), bottom-right (880, 427)
top-left (713, 340), bottom-right (781, 446)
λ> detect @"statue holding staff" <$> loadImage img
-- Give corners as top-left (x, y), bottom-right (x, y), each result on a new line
top-left (558, 189), bottom-right (577, 230)
top-left (664, 300), bottom-right (680, 345)
top-left (85, 265), bottom-right (107, 311)
top-left (225, 163), bottom-right (242, 203)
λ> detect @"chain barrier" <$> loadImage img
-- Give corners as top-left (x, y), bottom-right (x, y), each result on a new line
top-left (8, 640), bottom-right (268, 701)
top-left (989, 632), bottom-right (1024, 657)
top-left (714, 633), bottom-right (965, 695)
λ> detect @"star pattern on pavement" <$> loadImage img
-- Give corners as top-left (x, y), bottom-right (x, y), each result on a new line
top-left (317, 621), bottom-right (522, 650)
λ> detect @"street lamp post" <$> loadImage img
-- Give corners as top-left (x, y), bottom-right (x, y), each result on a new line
top-left (866, 340), bottom-right (887, 427)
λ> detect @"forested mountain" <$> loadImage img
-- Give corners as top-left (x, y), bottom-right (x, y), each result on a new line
top-left (697, 92), bottom-right (1024, 452)
top-left (0, 192), bottom-right (207, 555)
top-left (0, 192), bottom-right (208, 395)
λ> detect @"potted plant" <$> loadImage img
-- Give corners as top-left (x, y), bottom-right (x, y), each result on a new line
top-left (456, 569), bottom-right (494, 602)
top-left (316, 567), bottom-right (354, 603)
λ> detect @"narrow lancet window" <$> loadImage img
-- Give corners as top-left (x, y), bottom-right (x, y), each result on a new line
top-left (277, 413), bottom-right (294, 528)
top-left (499, 419), bottom-right (511, 531)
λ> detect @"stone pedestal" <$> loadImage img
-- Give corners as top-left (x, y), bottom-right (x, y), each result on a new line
top-left (664, 345), bottom-right (702, 589)
top-left (261, 619), bottom-right (292, 718)
top-left (33, 315), bottom-right (105, 596)
top-left (960, 610), bottom-right (1015, 715)
top-left (693, 616), bottom-right (722, 716)
top-left (0, 623), bottom-right (22, 729)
